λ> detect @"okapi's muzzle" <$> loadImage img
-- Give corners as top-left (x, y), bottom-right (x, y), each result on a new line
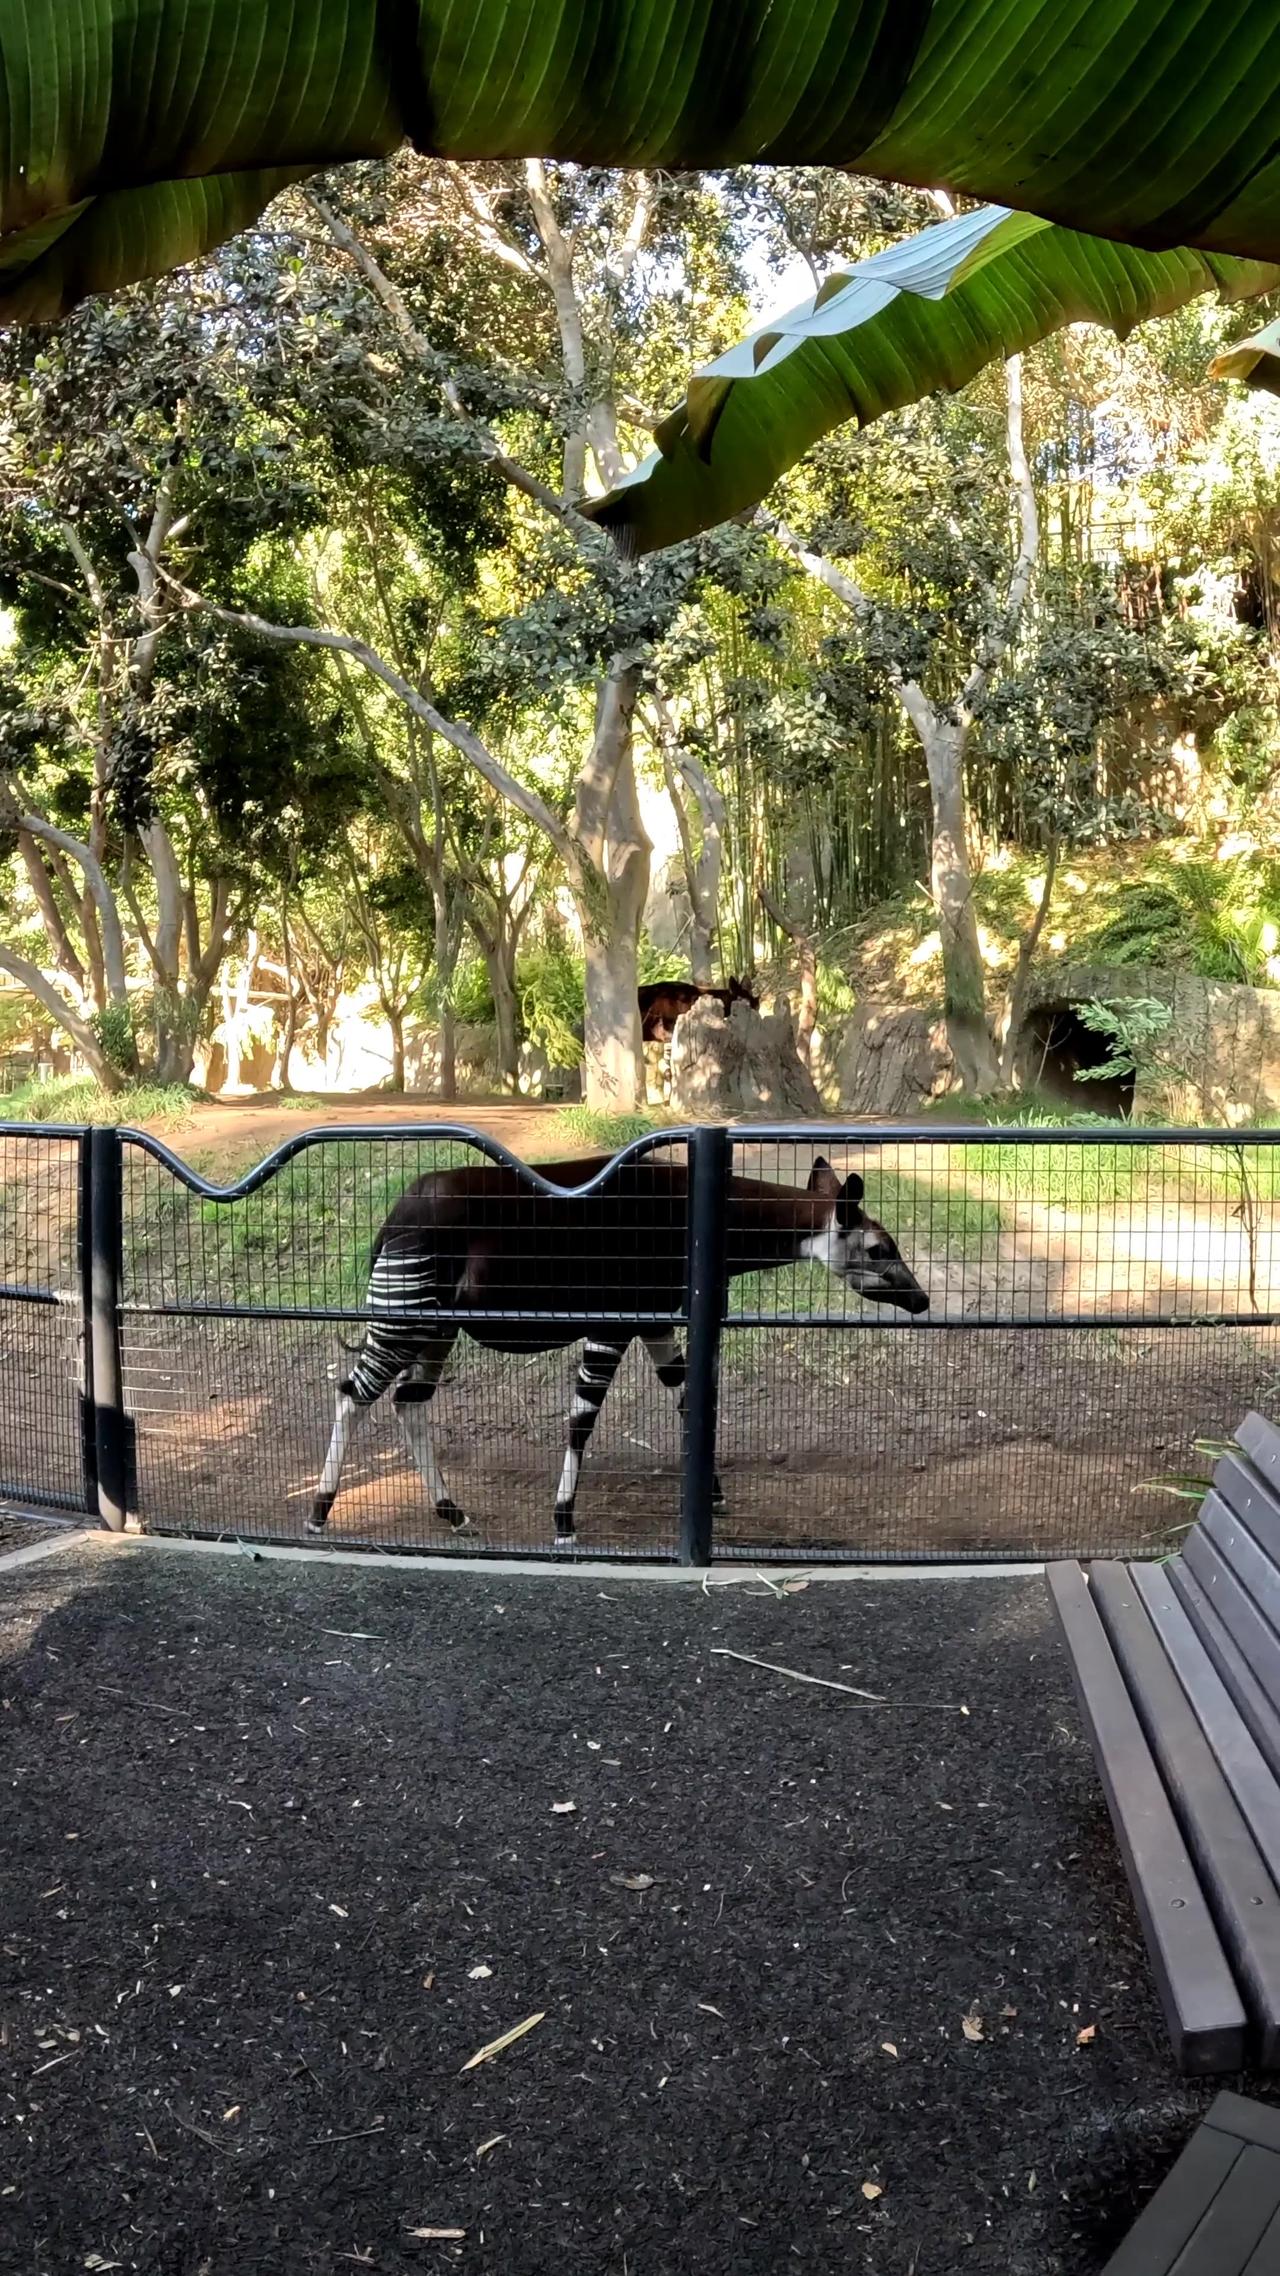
top-left (860, 1263), bottom-right (930, 1317)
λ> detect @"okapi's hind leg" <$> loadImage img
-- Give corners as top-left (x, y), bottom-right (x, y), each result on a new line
top-left (309, 1386), bottom-right (364, 1534)
top-left (394, 1334), bottom-right (471, 1534)
top-left (642, 1332), bottom-right (726, 1510)
top-left (554, 1337), bottom-right (630, 1548)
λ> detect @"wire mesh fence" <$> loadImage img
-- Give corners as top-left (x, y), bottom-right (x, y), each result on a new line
top-left (0, 1127), bottom-right (86, 1512)
top-left (118, 1128), bottom-right (692, 1555)
top-left (720, 1129), bottom-right (1280, 1560)
top-left (5, 1117), bottom-right (1278, 1564)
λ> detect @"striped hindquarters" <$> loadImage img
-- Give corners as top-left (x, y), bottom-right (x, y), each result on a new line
top-left (343, 1240), bottom-right (448, 1405)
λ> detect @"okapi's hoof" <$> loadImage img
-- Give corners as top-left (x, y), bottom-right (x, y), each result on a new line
top-left (712, 1475), bottom-right (727, 1508)
top-left (552, 1529), bottom-right (578, 1554)
top-left (306, 1495), bottom-right (334, 1536)
top-left (437, 1499), bottom-right (472, 1534)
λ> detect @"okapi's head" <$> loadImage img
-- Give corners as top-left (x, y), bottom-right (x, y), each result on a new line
top-left (726, 975), bottom-right (759, 1008)
top-left (804, 1158), bottom-right (929, 1316)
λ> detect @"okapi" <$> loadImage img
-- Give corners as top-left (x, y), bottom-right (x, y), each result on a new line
top-left (639, 976), bottom-right (759, 1044)
top-left (308, 1153), bottom-right (928, 1546)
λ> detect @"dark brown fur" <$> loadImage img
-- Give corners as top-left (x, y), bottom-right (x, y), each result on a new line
top-left (638, 976), bottom-right (758, 1044)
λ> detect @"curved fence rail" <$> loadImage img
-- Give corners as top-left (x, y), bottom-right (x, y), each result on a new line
top-left (1, 1117), bottom-right (1278, 1562)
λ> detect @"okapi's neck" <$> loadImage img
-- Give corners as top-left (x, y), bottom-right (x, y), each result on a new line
top-left (724, 1179), bottom-right (832, 1275)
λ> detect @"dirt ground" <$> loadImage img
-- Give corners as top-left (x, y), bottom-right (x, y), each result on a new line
top-left (109, 1313), bottom-right (1278, 1561)
top-left (142, 1094), bottom-right (610, 1181)
top-left (0, 1541), bottom-right (1257, 2275)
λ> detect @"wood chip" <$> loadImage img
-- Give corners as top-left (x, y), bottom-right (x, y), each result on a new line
top-left (861, 2181), bottom-right (884, 2201)
top-left (459, 2012), bottom-right (546, 2073)
top-left (550, 1801), bottom-right (577, 1815)
top-left (961, 2009), bottom-right (984, 2043)
top-left (1076, 2023), bottom-right (1097, 2046)
top-left (880, 2042), bottom-right (898, 2058)
top-left (407, 2229), bottom-right (466, 2241)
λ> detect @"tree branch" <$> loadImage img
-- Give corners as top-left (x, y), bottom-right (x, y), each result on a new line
top-left (0, 945), bottom-right (120, 1086)
top-left (159, 572), bottom-right (596, 903)
top-left (309, 190), bottom-right (604, 550)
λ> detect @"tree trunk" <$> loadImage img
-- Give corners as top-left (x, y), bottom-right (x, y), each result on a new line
top-left (921, 716), bottom-right (998, 1093)
top-left (153, 1013), bottom-right (198, 1087)
top-left (583, 916), bottom-right (645, 1112)
top-left (998, 833), bottom-right (1060, 1086)
top-left (575, 669), bottom-right (649, 1113)
top-left (388, 1006), bottom-right (406, 1093)
top-left (484, 943), bottom-right (521, 1093)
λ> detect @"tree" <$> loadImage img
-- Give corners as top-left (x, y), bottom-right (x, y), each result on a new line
top-left (0, 276), bottom-right (360, 1081)
top-left (155, 159), bottom-right (748, 1107)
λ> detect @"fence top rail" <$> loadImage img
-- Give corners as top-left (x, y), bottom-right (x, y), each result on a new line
top-left (110, 1115), bottom-right (1280, 1201)
top-left (728, 1122), bottom-right (1280, 1148)
top-left (116, 1121), bottom-right (691, 1203)
top-left (0, 1122), bottom-right (88, 1141)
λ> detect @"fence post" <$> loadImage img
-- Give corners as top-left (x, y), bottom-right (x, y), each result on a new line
top-left (680, 1122), bottom-right (729, 1566)
top-left (87, 1125), bottom-right (129, 1531)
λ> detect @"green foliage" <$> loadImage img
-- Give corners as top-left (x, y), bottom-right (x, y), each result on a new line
top-left (590, 208), bottom-right (1280, 553)
top-left (553, 1107), bottom-right (661, 1151)
top-left (1, 1076), bottom-right (198, 1128)
top-left (90, 1003), bottom-right (138, 1076)
top-left (519, 944), bottom-right (585, 1069)
top-left (1074, 996), bottom-right (1177, 1083)
top-left (1083, 859), bottom-right (1280, 985)
top-left (7, 0), bottom-right (1280, 334)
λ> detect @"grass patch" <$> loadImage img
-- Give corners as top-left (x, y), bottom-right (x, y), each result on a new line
top-left (552, 1106), bottom-right (664, 1152)
top-left (0, 1075), bottom-right (200, 1130)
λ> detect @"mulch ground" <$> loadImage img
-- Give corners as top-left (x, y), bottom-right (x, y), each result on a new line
top-left (0, 1509), bottom-right (76, 1557)
top-left (1, 1546), bottom-right (1267, 2275)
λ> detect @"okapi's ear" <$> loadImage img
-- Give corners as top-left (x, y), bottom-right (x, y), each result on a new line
top-left (807, 1158), bottom-right (839, 1199)
top-left (835, 1172), bottom-right (865, 1227)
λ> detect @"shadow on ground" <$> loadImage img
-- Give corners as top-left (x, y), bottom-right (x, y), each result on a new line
top-left (0, 1546), bottom-right (1260, 2274)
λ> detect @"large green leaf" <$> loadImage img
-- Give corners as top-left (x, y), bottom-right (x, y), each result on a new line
top-left (1211, 315), bottom-right (1280, 396)
top-left (583, 206), bottom-right (1280, 556)
top-left (0, 170), bottom-right (308, 323)
top-left (3, 1), bottom-right (1280, 320)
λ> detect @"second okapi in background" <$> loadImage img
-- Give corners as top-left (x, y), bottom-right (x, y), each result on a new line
top-left (308, 1153), bottom-right (928, 1546)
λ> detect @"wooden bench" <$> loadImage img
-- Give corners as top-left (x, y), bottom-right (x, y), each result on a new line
top-left (1049, 1412), bottom-right (1280, 2075)
top-left (1103, 2093), bottom-right (1280, 2272)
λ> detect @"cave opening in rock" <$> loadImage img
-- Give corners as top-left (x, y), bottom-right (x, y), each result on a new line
top-left (1021, 1000), bottom-right (1136, 1118)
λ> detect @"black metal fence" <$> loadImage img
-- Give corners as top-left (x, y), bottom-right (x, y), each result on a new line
top-left (2, 1118), bottom-right (1279, 1564)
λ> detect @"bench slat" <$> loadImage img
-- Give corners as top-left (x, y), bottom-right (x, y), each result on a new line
top-left (1236, 1413), bottom-right (1280, 1503)
top-left (1133, 1563), bottom-right (1280, 1868)
top-left (1091, 1562), bottom-right (1280, 2066)
top-left (1169, 1564), bottom-right (1280, 1785)
top-left (1212, 1451), bottom-right (1280, 1568)
top-left (1101, 2121), bottom-right (1241, 2274)
top-left (1210, 2090), bottom-right (1280, 2153)
top-left (1047, 1562), bottom-right (1245, 2074)
top-left (1182, 1530), bottom-right (1280, 1708)
top-left (1170, 2144), bottom-right (1280, 2272)
top-left (1243, 2205), bottom-right (1280, 2275)
top-left (1200, 1490), bottom-right (1280, 1640)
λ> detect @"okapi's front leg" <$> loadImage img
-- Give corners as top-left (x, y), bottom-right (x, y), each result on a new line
top-left (554, 1337), bottom-right (630, 1548)
top-left (394, 1334), bottom-right (471, 1534)
top-left (642, 1332), bottom-right (726, 1509)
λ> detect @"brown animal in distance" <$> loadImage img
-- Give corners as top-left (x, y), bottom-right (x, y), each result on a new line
top-left (638, 975), bottom-right (759, 1044)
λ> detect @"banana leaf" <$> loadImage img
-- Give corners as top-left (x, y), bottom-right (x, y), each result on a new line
top-left (2, 1), bottom-right (1280, 320)
top-left (1211, 315), bottom-right (1280, 396)
top-left (584, 206), bottom-right (1280, 556)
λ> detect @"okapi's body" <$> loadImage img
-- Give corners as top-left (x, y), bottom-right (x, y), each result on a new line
top-left (638, 976), bottom-right (758, 1044)
top-left (308, 1152), bottom-right (927, 1545)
